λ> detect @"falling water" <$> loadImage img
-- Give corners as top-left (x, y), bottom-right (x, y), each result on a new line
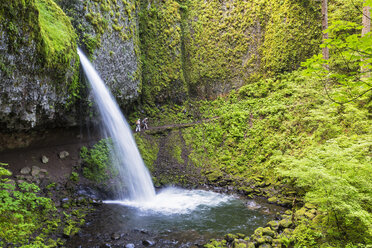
top-left (78, 48), bottom-right (156, 201)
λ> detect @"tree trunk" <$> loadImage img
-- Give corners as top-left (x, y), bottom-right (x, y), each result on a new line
top-left (322, 0), bottom-right (329, 70)
top-left (361, 2), bottom-right (370, 78)
top-left (362, 3), bottom-right (371, 36)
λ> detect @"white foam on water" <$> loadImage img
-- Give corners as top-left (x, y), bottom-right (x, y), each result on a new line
top-left (105, 187), bottom-right (234, 215)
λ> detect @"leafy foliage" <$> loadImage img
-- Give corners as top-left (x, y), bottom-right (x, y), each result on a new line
top-left (0, 165), bottom-right (59, 247)
top-left (145, 68), bottom-right (371, 246)
top-left (80, 138), bottom-right (117, 182)
top-left (278, 135), bottom-right (372, 244)
top-left (302, 16), bottom-right (372, 104)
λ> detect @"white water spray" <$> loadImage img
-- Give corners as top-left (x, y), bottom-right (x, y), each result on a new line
top-left (78, 48), bottom-right (156, 201)
top-left (105, 187), bottom-right (234, 215)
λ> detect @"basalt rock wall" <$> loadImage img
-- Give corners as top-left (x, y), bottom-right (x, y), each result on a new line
top-left (56, 0), bottom-right (141, 109)
top-left (0, 0), bottom-right (79, 131)
top-left (139, 0), bottom-right (322, 102)
top-left (1, 0), bottom-right (322, 132)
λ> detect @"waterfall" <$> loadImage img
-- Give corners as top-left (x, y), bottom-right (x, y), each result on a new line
top-left (78, 48), bottom-right (156, 202)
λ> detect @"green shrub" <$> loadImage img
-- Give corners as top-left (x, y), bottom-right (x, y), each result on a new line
top-left (0, 164), bottom-right (59, 247)
top-left (278, 135), bottom-right (372, 245)
top-left (80, 138), bottom-right (117, 182)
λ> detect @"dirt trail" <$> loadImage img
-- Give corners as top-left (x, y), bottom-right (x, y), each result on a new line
top-left (0, 127), bottom-right (100, 183)
top-left (140, 117), bottom-right (219, 133)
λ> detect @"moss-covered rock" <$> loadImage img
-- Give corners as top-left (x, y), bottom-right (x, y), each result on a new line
top-left (278, 218), bottom-right (293, 229)
top-left (139, 0), bottom-right (188, 105)
top-left (57, 0), bottom-right (141, 109)
top-left (267, 221), bottom-right (279, 231)
top-left (0, 0), bottom-right (78, 130)
top-left (262, 227), bottom-right (276, 238)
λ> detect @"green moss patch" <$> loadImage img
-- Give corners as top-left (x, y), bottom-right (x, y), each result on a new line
top-left (35, 0), bottom-right (77, 71)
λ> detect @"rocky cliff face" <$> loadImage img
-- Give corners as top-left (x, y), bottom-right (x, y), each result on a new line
top-left (139, 0), bottom-right (321, 101)
top-left (57, 0), bottom-right (141, 109)
top-left (0, 0), bottom-right (79, 131)
top-left (1, 0), bottom-right (322, 132)
top-left (0, 0), bottom-right (142, 132)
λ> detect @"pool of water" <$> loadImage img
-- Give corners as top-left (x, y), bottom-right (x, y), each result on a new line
top-left (67, 187), bottom-right (279, 248)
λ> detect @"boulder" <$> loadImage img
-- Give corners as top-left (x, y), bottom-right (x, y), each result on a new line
top-left (267, 221), bottom-right (279, 231)
top-left (258, 243), bottom-right (272, 248)
top-left (142, 240), bottom-right (155, 246)
top-left (41, 155), bottom-right (49, 164)
top-left (279, 218), bottom-right (293, 229)
top-left (20, 167), bottom-right (31, 175)
top-left (255, 236), bottom-right (273, 245)
top-left (31, 166), bottom-right (41, 177)
top-left (59, 151), bottom-right (69, 159)
top-left (305, 212), bottom-right (315, 220)
top-left (125, 244), bottom-right (135, 248)
top-left (262, 227), bottom-right (276, 238)
top-left (111, 233), bottom-right (120, 240)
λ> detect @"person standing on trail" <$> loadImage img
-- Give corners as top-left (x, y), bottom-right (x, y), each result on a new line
top-left (142, 117), bottom-right (149, 130)
top-left (135, 119), bottom-right (141, 132)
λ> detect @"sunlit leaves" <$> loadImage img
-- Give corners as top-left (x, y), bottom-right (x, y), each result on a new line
top-left (278, 135), bottom-right (372, 243)
top-left (303, 18), bottom-right (372, 104)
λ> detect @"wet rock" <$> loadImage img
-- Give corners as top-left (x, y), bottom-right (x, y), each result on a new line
top-left (24, 175), bottom-right (33, 181)
top-left (246, 200), bottom-right (261, 210)
top-left (305, 212), bottom-right (315, 219)
top-left (20, 167), bottom-right (31, 175)
top-left (76, 196), bottom-right (88, 206)
top-left (271, 239), bottom-right (282, 247)
top-left (279, 218), bottom-right (293, 229)
top-left (31, 166), bottom-right (41, 177)
top-left (247, 243), bottom-right (255, 248)
top-left (111, 233), bottom-right (120, 240)
top-left (304, 203), bottom-right (316, 209)
top-left (91, 199), bottom-right (103, 206)
top-left (59, 151), bottom-right (69, 159)
top-left (266, 221), bottom-right (279, 231)
top-left (262, 227), bottom-right (276, 238)
top-left (258, 243), bottom-right (272, 248)
top-left (309, 209), bottom-right (317, 214)
top-left (225, 233), bottom-right (238, 243)
top-left (41, 155), bottom-right (49, 164)
top-left (256, 236), bottom-right (273, 245)
top-left (142, 240), bottom-right (155, 246)
top-left (134, 228), bottom-right (149, 234)
top-left (125, 244), bottom-right (135, 248)
top-left (232, 239), bottom-right (249, 248)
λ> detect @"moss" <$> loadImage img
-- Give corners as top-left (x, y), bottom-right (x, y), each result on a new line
top-left (134, 133), bottom-right (159, 172)
top-left (139, 0), bottom-right (188, 104)
top-left (0, 0), bottom-right (79, 103)
top-left (136, 0), bottom-right (323, 104)
top-left (165, 131), bottom-right (185, 164)
top-left (80, 138), bottom-right (118, 183)
top-left (80, 0), bottom-right (138, 55)
top-left (35, 0), bottom-right (77, 70)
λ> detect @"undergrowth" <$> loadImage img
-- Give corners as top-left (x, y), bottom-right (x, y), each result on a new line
top-left (80, 138), bottom-right (117, 183)
top-left (0, 163), bottom-right (60, 247)
top-left (136, 69), bottom-right (371, 247)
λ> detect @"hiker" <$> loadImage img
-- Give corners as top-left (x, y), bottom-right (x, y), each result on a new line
top-left (135, 119), bottom-right (141, 132)
top-left (142, 117), bottom-right (149, 130)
